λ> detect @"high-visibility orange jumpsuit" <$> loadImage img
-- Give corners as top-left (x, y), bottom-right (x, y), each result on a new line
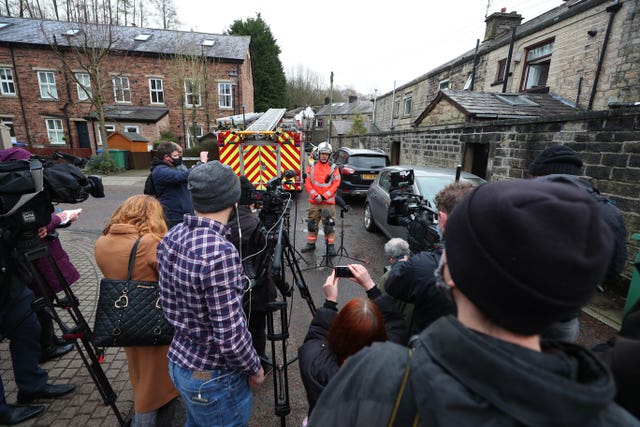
top-left (304, 160), bottom-right (341, 245)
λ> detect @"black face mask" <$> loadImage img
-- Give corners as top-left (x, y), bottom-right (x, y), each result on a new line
top-left (171, 157), bottom-right (183, 167)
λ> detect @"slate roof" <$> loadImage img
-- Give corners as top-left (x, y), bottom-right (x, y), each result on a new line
top-left (108, 131), bottom-right (149, 142)
top-left (0, 16), bottom-right (250, 60)
top-left (85, 105), bottom-right (169, 122)
top-left (315, 100), bottom-right (373, 116)
top-left (414, 90), bottom-right (580, 124)
top-left (332, 119), bottom-right (381, 135)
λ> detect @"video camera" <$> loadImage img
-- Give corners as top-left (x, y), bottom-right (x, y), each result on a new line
top-left (0, 150), bottom-right (104, 243)
top-left (386, 169), bottom-right (440, 253)
top-left (256, 170), bottom-right (296, 229)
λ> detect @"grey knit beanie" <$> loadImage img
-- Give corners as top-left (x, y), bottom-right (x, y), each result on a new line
top-left (188, 161), bottom-right (240, 213)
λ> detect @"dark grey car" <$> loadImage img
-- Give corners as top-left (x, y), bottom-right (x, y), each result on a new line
top-left (364, 165), bottom-right (486, 239)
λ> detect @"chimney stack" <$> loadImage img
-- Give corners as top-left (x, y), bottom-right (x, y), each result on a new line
top-left (348, 95), bottom-right (358, 103)
top-left (484, 10), bottom-right (523, 41)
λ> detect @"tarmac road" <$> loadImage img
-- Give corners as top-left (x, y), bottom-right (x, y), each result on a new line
top-left (0, 169), bottom-right (618, 427)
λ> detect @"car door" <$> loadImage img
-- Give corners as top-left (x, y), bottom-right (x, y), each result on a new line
top-left (368, 170), bottom-right (395, 238)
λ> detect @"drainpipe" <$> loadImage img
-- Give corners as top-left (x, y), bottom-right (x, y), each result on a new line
top-left (470, 39), bottom-right (480, 91)
top-left (588, 0), bottom-right (622, 110)
top-left (328, 71), bottom-right (334, 144)
top-left (390, 81), bottom-right (396, 130)
top-left (502, 27), bottom-right (517, 93)
top-left (372, 89), bottom-right (377, 126)
top-left (10, 47), bottom-right (31, 144)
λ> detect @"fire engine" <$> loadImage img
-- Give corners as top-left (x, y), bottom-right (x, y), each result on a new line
top-left (217, 109), bottom-right (304, 191)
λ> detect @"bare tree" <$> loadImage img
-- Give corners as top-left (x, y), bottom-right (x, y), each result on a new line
top-left (166, 36), bottom-right (211, 147)
top-left (42, 20), bottom-right (123, 150)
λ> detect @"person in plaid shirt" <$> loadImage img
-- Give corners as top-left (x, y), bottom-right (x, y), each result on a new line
top-left (158, 161), bottom-right (264, 427)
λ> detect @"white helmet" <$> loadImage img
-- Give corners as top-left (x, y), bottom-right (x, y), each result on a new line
top-left (317, 142), bottom-right (333, 154)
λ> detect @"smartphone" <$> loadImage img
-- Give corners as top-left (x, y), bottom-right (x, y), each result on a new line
top-left (334, 266), bottom-right (354, 278)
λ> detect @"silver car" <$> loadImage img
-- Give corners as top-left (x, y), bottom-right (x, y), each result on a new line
top-left (364, 165), bottom-right (486, 239)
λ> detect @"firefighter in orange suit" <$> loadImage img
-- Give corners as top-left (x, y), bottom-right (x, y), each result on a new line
top-left (301, 142), bottom-right (341, 256)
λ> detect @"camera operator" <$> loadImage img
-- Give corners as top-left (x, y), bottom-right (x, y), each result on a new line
top-left (228, 176), bottom-right (287, 370)
top-left (385, 181), bottom-right (474, 335)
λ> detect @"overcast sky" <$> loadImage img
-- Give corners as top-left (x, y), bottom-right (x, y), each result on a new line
top-left (175, 0), bottom-right (562, 96)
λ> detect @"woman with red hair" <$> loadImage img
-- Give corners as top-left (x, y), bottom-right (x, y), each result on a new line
top-left (298, 264), bottom-right (407, 417)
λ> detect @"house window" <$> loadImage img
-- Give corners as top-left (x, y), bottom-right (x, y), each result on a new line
top-left (75, 72), bottom-right (92, 101)
top-left (494, 58), bottom-right (507, 84)
top-left (124, 125), bottom-right (139, 134)
top-left (439, 79), bottom-right (450, 90)
top-left (38, 71), bottom-right (58, 99)
top-left (316, 118), bottom-right (324, 129)
top-left (187, 124), bottom-right (204, 147)
top-left (184, 80), bottom-right (201, 107)
top-left (0, 68), bottom-right (16, 95)
top-left (403, 94), bottom-right (412, 116)
top-left (218, 82), bottom-right (232, 109)
top-left (522, 39), bottom-right (554, 91)
top-left (97, 124), bottom-right (115, 146)
top-left (45, 118), bottom-right (64, 144)
top-left (0, 117), bottom-right (16, 143)
top-left (113, 76), bottom-right (131, 102)
top-left (463, 73), bottom-right (473, 90)
top-left (149, 78), bottom-right (164, 104)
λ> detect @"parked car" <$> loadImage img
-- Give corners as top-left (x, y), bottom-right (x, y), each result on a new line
top-left (364, 165), bottom-right (486, 240)
top-left (331, 147), bottom-right (390, 198)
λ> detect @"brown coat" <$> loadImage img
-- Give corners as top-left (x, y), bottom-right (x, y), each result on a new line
top-left (94, 223), bottom-right (179, 413)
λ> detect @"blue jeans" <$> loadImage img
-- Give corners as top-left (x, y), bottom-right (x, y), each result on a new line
top-left (168, 361), bottom-right (252, 427)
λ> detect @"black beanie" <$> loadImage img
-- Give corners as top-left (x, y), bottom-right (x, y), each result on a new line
top-left (445, 179), bottom-right (613, 335)
top-left (188, 161), bottom-right (240, 213)
top-left (528, 145), bottom-right (583, 176)
top-left (239, 176), bottom-right (255, 206)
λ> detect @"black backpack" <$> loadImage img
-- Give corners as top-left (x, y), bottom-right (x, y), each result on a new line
top-left (143, 173), bottom-right (157, 196)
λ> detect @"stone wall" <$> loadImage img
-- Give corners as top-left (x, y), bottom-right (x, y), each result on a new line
top-left (341, 107), bottom-right (640, 290)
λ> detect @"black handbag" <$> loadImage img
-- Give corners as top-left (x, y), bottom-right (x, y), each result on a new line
top-left (93, 238), bottom-right (174, 347)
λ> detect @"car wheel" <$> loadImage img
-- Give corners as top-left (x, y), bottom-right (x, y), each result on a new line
top-left (363, 203), bottom-right (378, 232)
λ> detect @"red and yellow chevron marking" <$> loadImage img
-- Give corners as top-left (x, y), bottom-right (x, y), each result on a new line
top-left (243, 145), bottom-right (278, 190)
top-left (277, 131), bottom-right (295, 145)
top-left (279, 139), bottom-right (301, 190)
top-left (222, 132), bottom-right (241, 144)
top-left (219, 142), bottom-right (241, 175)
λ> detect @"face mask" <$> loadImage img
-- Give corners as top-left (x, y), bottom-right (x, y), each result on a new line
top-left (171, 156), bottom-right (183, 167)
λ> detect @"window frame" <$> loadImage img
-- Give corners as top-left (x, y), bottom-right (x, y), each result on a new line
top-left (184, 79), bottom-right (202, 108)
top-left (187, 123), bottom-right (204, 147)
top-left (45, 118), bottom-right (65, 144)
top-left (0, 68), bottom-right (16, 96)
top-left (112, 76), bottom-right (131, 103)
top-left (402, 93), bottom-right (412, 116)
top-left (75, 72), bottom-right (92, 101)
top-left (38, 71), bottom-right (58, 99)
top-left (494, 58), bottom-right (507, 85)
top-left (218, 82), bottom-right (232, 109)
top-left (149, 78), bottom-right (164, 104)
top-left (0, 117), bottom-right (16, 142)
top-left (521, 39), bottom-right (554, 92)
top-left (439, 79), bottom-right (450, 90)
top-left (124, 125), bottom-right (140, 134)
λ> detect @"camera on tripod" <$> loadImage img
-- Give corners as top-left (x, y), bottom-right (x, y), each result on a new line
top-left (257, 170), bottom-right (296, 229)
top-left (386, 169), bottom-right (441, 253)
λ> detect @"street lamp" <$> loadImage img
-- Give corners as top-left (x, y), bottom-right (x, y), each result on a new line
top-left (228, 70), bottom-right (238, 116)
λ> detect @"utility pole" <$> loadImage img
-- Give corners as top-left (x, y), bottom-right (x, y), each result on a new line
top-left (328, 71), bottom-right (334, 144)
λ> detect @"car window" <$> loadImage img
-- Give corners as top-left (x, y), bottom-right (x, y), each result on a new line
top-left (415, 176), bottom-right (455, 204)
top-left (379, 172), bottom-right (392, 192)
top-left (349, 155), bottom-right (388, 168)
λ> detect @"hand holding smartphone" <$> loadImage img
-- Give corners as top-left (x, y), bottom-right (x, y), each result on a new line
top-left (334, 266), bottom-right (354, 278)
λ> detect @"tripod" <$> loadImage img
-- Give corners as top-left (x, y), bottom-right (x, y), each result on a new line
top-left (256, 200), bottom-right (315, 426)
top-left (7, 236), bottom-right (125, 425)
top-left (334, 208), bottom-right (368, 264)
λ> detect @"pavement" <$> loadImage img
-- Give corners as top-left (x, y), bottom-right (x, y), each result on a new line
top-left (0, 168), bottom-right (628, 426)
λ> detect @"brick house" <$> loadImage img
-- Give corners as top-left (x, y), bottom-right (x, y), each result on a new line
top-left (0, 16), bottom-right (254, 154)
top-left (373, 0), bottom-right (639, 131)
